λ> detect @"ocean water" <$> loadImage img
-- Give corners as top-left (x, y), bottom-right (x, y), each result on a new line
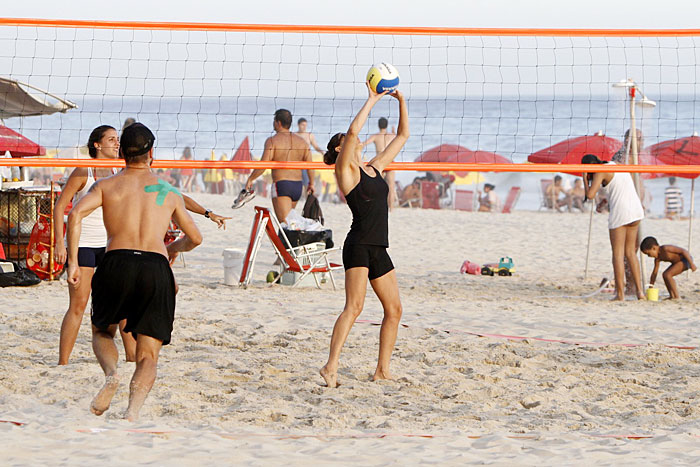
top-left (5, 95), bottom-right (700, 212)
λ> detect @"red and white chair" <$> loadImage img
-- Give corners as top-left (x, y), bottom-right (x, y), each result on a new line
top-left (239, 206), bottom-right (343, 289)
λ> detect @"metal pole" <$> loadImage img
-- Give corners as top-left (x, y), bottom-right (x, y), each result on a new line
top-left (49, 181), bottom-right (55, 280)
top-left (629, 87), bottom-right (647, 283)
top-left (689, 178), bottom-right (695, 279)
top-left (584, 198), bottom-right (595, 279)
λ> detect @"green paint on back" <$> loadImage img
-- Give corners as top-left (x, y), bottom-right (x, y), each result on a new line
top-left (144, 179), bottom-right (182, 206)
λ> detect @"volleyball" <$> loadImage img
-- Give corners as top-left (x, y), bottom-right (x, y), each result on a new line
top-left (366, 63), bottom-right (400, 94)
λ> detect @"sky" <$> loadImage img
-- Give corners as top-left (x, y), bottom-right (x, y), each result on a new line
top-left (3, 0), bottom-right (699, 28)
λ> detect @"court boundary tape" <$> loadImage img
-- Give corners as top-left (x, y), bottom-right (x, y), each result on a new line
top-left (355, 320), bottom-right (698, 350)
top-left (0, 419), bottom-right (690, 441)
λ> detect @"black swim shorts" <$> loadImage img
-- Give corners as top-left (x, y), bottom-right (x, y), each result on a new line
top-left (682, 257), bottom-right (691, 271)
top-left (272, 180), bottom-right (303, 202)
top-left (77, 246), bottom-right (106, 268)
top-left (91, 249), bottom-right (176, 345)
top-left (342, 242), bottom-right (394, 280)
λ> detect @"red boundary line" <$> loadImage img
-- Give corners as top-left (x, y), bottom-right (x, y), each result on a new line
top-left (355, 319), bottom-right (698, 350)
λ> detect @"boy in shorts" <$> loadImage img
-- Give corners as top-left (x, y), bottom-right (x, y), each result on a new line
top-left (641, 236), bottom-right (697, 299)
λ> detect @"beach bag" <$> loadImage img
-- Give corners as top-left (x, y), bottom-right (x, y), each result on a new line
top-left (302, 193), bottom-right (324, 225)
top-left (0, 261), bottom-right (42, 287)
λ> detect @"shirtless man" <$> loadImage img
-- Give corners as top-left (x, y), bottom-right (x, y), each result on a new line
top-left (245, 109), bottom-right (314, 222)
top-left (363, 117), bottom-right (397, 209)
top-left (67, 123), bottom-right (202, 422)
top-left (296, 118), bottom-right (324, 153)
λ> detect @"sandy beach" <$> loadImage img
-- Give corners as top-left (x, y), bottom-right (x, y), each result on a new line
top-left (2, 193), bottom-right (700, 465)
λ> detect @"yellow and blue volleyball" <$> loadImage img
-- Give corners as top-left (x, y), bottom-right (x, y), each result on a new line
top-left (366, 63), bottom-right (400, 94)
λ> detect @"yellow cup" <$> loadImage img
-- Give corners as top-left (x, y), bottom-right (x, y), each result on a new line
top-left (646, 287), bottom-right (659, 301)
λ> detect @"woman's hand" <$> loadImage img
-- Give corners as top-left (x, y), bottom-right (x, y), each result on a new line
top-left (54, 242), bottom-right (67, 264)
top-left (366, 81), bottom-right (389, 101)
top-left (390, 89), bottom-right (404, 101)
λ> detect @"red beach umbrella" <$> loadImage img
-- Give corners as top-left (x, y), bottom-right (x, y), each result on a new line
top-left (415, 144), bottom-right (510, 176)
top-left (527, 134), bottom-right (622, 166)
top-left (0, 125), bottom-right (46, 157)
top-left (231, 136), bottom-right (252, 174)
top-left (414, 144), bottom-right (469, 163)
top-left (646, 135), bottom-right (700, 179)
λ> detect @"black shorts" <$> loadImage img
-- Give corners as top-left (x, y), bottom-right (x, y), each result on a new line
top-left (272, 180), bottom-right (303, 202)
top-left (76, 247), bottom-right (106, 268)
top-left (91, 249), bottom-right (176, 345)
top-left (342, 243), bottom-right (394, 280)
top-left (682, 257), bottom-right (691, 271)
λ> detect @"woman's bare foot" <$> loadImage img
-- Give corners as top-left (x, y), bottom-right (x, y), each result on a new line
top-left (611, 294), bottom-right (625, 301)
top-left (372, 368), bottom-right (393, 382)
top-left (320, 365), bottom-right (338, 388)
top-left (90, 374), bottom-right (120, 416)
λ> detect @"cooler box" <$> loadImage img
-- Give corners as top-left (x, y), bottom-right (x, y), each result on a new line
top-left (279, 242), bottom-right (329, 287)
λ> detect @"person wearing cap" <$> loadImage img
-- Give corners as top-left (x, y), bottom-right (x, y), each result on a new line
top-left (67, 123), bottom-right (202, 422)
top-left (478, 183), bottom-right (499, 212)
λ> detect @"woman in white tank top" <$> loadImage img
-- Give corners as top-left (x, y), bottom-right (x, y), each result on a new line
top-left (53, 125), bottom-right (130, 365)
top-left (582, 154), bottom-right (645, 301)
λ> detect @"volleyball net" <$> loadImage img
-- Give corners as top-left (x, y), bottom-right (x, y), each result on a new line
top-left (1, 18), bottom-right (700, 179)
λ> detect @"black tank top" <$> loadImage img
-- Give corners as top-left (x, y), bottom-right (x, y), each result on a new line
top-left (344, 165), bottom-right (389, 247)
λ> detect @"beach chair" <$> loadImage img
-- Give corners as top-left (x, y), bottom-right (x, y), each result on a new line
top-left (454, 189), bottom-right (475, 211)
top-left (539, 179), bottom-right (553, 210)
top-left (420, 181), bottom-right (441, 209)
top-left (239, 206), bottom-right (343, 289)
top-left (501, 186), bottom-right (521, 214)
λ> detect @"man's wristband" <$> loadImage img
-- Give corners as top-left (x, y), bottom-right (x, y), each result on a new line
top-left (204, 209), bottom-right (211, 218)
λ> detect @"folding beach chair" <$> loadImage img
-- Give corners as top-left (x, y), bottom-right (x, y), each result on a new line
top-left (420, 181), bottom-right (441, 209)
top-left (539, 179), bottom-right (553, 210)
top-left (239, 206), bottom-right (343, 289)
top-left (501, 186), bottom-right (521, 214)
top-left (454, 189), bottom-right (475, 211)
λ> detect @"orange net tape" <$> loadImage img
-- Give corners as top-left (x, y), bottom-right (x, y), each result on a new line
top-left (3, 159), bottom-right (700, 174)
top-left (1, 18), bottom-right (699, 36)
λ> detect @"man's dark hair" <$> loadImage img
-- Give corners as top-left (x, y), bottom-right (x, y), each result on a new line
top-left (297, 117), bottom-right (307, 125)
top-left (122, 117), bottom-right (136, 131)
top-left (274, 109), bottom-right (293, 129)
top-left (120, 122), bottom-right (155, 163)
top-left (669, 176), bottom-right (677, 186)
top-left (87, 125), bottom-right (116, 158)
top-left (484, 183), bottom-right (495, 190)
top-left (640, 236), bottom-right (659, 251)
top-left (554, 175), bottom-right (562, 182)
top-left (378, 117), bottom-right (388, 130)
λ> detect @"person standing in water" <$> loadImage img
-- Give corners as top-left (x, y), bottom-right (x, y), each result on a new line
top-left (320, 84), bottom-right (409, 388)
top-left (67, 123), bottom-right (202, 421)
top-left (582, 154), bottom-right (645, 301)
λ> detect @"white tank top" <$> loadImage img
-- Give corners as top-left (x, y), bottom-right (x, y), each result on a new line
top-left (603, 162), bottom-right (644, 230)
top-left (73, 167), bottom-right (113, 248)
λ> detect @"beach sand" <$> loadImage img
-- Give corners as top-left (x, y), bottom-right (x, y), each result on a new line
top-left (2, 193), bottom-right (700, 465)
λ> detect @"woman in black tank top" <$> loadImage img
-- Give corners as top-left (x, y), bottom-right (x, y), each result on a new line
top-left (319, 83), bottom-right (409, 388)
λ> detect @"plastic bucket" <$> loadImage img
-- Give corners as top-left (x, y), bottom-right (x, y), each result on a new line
top-left (222, 248), bottom-right (244, 286)
top-left (646, 286), bottom-right (659, 301)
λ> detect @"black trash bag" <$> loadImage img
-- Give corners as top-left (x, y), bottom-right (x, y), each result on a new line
top-left (0, 261), bottom-right (42, 287)
top-left (281, 228), bottom-right (334, 250)
top-left (302, 193), bottom-right (324, 225)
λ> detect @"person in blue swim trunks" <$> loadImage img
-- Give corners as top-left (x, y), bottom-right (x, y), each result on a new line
top-left (245, 109), bottom-right (315, 222)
